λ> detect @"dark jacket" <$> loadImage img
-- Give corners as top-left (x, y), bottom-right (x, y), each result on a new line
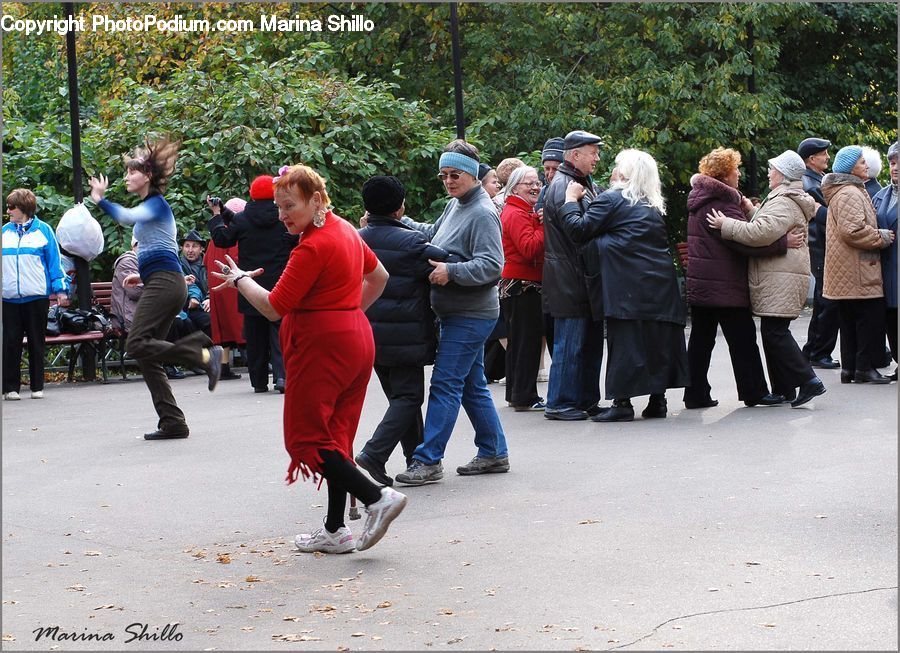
top-left (207, 200), bottom-right (298, 316)
top-left (802, 167), bottom-right (829, 268)
top-left (561, 189), bottom-right (685, 325)
top-left (865, 178), bottom-right (882, 199)
top-left (685, 174), bottom-right (787, 308)
top-left (541, 161), bottom-right (600, 318)
top-left (358, 215), bottom-right (450, 367)
top-left (873, 183), bottom-right (898, 308)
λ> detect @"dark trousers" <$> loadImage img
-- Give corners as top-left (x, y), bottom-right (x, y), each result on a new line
top-left (362, 364), bottom-right (425, 467)
top-left (684, 305), bottom-right (769, 403)
top-left (502, 290), bottom-right (544, 406)
top-left (320, 449), bottom-right (382, 533)
top-left (803, 265), bottom-right (840, 360)
top-left (243, 314), bottom-right (284, 390)
top-left (186, 307), bottom-right (211, 338)
top-left (760, 316), bottom-right (816, 394)
top-left (887, 307), bottom-right (898, 363)
top-left (543, 312), bottom-right (554, 359)
top-left (126, 271), bottom-right (211, 431)
top-left (3, 298), bottom-right (50, 393)
top-left (837, 298), bottom-right (885, 374)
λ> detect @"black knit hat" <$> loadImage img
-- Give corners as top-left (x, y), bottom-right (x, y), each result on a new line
top-left (541, 137), bottom-right (565, 163)
top-left (362, 175), bottom-right (406, 216)
top-left (477, 163), bottom-right (493, 181)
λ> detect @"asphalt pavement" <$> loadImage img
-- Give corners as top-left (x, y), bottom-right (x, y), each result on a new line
top-left (2, 310), bottom-right (897, 651)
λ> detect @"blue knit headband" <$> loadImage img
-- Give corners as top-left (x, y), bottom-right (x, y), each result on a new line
top-left (438, 152), bottom-right (480, 179)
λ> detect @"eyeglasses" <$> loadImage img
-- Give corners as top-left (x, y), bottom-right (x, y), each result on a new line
top-left (437, 172), bottom-right (464, 181)
top-left (517, 181), bottom-right (542, 188)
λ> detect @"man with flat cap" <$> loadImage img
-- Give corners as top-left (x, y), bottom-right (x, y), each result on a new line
top-left (541, 130), bottom-right (605, 420)
top-left (798, 137), bottom-right (841, 369)
top-left (179, 229), bottom-right (212, 339)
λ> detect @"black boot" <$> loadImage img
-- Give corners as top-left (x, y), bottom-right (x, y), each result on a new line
top-left (641, 394), bottom-right (667, 419)
top-left (591, 398), bottom-right (634, 422)
top-left (220, 363), bottom-right (242, 380)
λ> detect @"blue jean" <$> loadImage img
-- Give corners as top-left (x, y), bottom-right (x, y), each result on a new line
top-left (413, 315), bottom-right (508, 466)
top-left (546, 316), bottom-right (604, 410)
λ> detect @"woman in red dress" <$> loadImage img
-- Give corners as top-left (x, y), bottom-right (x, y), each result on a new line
top-left (203, 197), bottom-right (246, 380)
top-left (211, 164), bottom-right (405, 554)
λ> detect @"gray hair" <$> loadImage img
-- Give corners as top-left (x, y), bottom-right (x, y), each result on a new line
top-left (861, 146), bottom-right (882, 179)
top-left (611, 149), bottom-right (666, 215)
top-left (503, 166), bottom-right (539, 202)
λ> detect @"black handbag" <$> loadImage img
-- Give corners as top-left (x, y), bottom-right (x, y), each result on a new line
top-left (59, 309), bottom-right (92, 335)
top-left (46, 305), bottom-right (62, 336)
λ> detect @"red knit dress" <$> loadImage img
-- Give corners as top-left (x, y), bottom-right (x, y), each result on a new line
top-left (204, 242), bottom-right (245, 345)
top-left (267, 211), bottom-right (378, 484)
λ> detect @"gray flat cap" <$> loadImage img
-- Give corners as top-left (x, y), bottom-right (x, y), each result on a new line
top-left (564, 130), bottom-right (603, 150)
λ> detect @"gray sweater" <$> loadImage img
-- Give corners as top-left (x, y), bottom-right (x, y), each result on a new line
top-left (402, 185), bottom-right (503, 319)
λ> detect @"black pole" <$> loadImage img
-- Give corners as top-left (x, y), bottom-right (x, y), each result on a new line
top-left (65, 1), bottom-right (96, 380)
top-left (449, 3), bottom-right (465, 139)
top-left (747, 20), bottom-right (758, 198)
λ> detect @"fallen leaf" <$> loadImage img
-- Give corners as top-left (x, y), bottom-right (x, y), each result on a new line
top-left (351, 632), bottom-right (365, 637)
top-left (93, 604), bottom-right (116, 610)
top-left (484, 588), bottom-right (496, 596)
top-left (1, 601), bottom-right (18, 605)
top-left (271, 634), bottom-right (321, 642)
top-left (578, 519), bottom-right (601, 525)
top-left (377, 601), bottom-right (392, 609)
top-left (337, 647), bottom-right (349, 652)
top-left (217, 553), bottom-right (231, 564)
top-left (448, 539), bottom-right (462, 544)
top-left (672, 625), bottom-right (683, 630)
top-left (2, 634), bottom-right (15, 642)
top-left (439, 608), bottom-right (454, 615)
top-left (815, 515), bottom-right (828, 519)
top-left (759, 622), bottom-right (777, 628)
top-left (282, 616), bottom-right (303, 622)
top-left (745, 561), bottom-right (761, 566)
top-left (240, 627), bottom-right (254, 632)
top-left (192, 551), bottom-right (207, 559)
top-left (311, 605), bottom-right (336, 613)
top-left (84, 551), bottom-right (102, 557)
top-left (66, 584), bottom-right (86, 591)
top-left (447, 636), bottom-right (465, 644)
top-left (707, 587), bottom-right (719, 592)
top-left (372, 636), bottom-right (383, 640)
top-left (245, 575), bottom-right (261, 583)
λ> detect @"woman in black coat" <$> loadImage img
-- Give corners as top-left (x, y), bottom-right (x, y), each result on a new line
top-left (561, 149), bottom-right (689, 422)
top-left (207, 175), bottom-right (298, 393)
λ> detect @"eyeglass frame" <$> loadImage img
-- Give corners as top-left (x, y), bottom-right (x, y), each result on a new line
top-left (437, 171), bottom-right (467, 182)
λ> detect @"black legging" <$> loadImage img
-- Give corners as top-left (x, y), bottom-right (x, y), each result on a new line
top-left (319, 449), bottom-right (381, 533)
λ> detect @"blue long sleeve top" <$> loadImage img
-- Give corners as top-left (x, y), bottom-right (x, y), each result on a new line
top-left (98, 192), bottom-right (181, 280)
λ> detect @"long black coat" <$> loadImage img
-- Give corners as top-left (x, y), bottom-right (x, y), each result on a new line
top-left (207, 200), bottom-right (298, 317)
top-left (541, 161), bottom-right (600, 318)
top-left (561, 189), bottom-right (686, 325)
top-left (358, 215), bottom-right (450, 367)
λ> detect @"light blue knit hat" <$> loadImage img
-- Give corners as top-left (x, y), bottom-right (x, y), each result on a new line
top-left (833, 146), bottom-right (863, 174)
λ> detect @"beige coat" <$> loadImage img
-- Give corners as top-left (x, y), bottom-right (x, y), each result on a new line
top-left (720, 181), bottom-right (814, 318)
top-left (821, 173), bottom-right (892, 300)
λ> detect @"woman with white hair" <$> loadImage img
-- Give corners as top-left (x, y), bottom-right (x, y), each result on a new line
top-left (860, 146), bottom-right (884, 199)
top-left (708, 150), bottom-right (826, 406)
top-left (561, 149), bottom-right (688, 422)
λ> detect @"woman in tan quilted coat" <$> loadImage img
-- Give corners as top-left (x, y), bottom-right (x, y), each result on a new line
top-left (708, 150), bottom-right (826, 408)
top-left (821, 145), bottom-right (895, 384)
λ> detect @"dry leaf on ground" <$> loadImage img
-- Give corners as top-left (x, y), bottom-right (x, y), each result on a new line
top-left (217, 553), bottom-right (231, 564)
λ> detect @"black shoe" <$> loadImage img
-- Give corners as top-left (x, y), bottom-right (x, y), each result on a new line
top-left (205, 346), bottom-right (223, 391)
top-left (744, 393), bottom-right (785, 407)
top-left (791, 378), bottom-right (826, 407)
top-left (853, 369), bottom-right (892, 384)
top-left (809, 356), bottom-right (840, 369)
top-left (781, 389), bottom-right (797, 402)
top-left (592, 399), bottom-right (634, 422)
top-left (253, 386), bottom-right (269, 393)
top-left (355, 451), bottom-right (393, 486)
top-left (684, 398), bottom-right (718, 409)
top-left (164, 365), bottom-right (186, 380)
top-left (840, 370), bottom-right (854, 384)
top-left (641, 395), bottom-right (667, 419)
top-left (891, 371), bottom-right (898, 382)
top-left (144, 427), bottom-right (190, 440)
top-left (190, 366), bottom-right (207, 376)
top-left (220, 364), bottom-right (242, 380)
top-left (544, 407), bottom-right (588, 421)
top-left (584, 404), bottom-right (604, 418)
top-left (274, 378), bottom-right (286, 394)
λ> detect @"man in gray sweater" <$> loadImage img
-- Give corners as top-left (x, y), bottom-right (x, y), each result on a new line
top-left (395, 139), bottom-right (509, 486)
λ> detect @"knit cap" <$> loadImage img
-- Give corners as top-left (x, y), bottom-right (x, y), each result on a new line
top-left (362, 175), bottom-right (405, 216)
top-left (832, 146), bottom-right (863, 175)
top-left (541, 137), bottom-right (565, 163)
top-left (249, 175), bottom-right (275, 200)
top-left (767, 150), bottom-right (806, 181)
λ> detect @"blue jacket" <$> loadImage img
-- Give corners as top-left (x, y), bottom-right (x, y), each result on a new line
top-left (873, 184), bottom-right (898, 308)
top-left (358, 215), bottom-right (449, 367)
top-left (2, 216), bottom-right (69, 303)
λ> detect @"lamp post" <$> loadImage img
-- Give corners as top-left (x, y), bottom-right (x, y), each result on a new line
top-left (747, 20), bottom-right (758, 198)
top-left (449, 3), bottom-right (464, 139)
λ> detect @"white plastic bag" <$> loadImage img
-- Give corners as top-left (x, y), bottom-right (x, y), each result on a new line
top-left (56, 203), bottom-right (104, 261)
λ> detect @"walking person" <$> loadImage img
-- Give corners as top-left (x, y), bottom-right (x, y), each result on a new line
top-left (395, 139), bottom-right (508, 485)
top-left (208, 176), bottom-right (296, 393)
top-left (2, 188), bottom-right (70, 400)
top-left (211, 164), bottom-right (404, 554)
top-left (873, 142), bottom-right (899, 376)
top-left (355, 175), bottom-right (450, 485)
top-left (821, 146), bottom-right (895, 384)
top-left (499, 165), bottom-right (546, 411)
top-left (708, 150), bottom-right (826, 406)
top-left (89, 137), bottom-right (223, 440)
top-left (561, 149), bottom-right (688, 421)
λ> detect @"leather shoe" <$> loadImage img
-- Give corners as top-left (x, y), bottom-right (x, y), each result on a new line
top-left (809, 356), bottom-right (840, 369)
top-left (781, 389), bottom-right (797, 402)
top-left (840, 370), bottom-right (854, 384)
top-left (144, 427), bottom-right (189, 440)
top-left (744, 393), bottom-right (785, 407)
top-left (253, 386), bottom-right (269, 393)
top-left (683, 398), bottom-right (718, 409)
top-left (791, 378), bottom-right (826, 407)
top-left (853, 369), bottom-right (892, 384)
top-left (891, 371), bottom-right (898, 382)
top-left (544, 407), bottom-right (588, 421)
top-left (355, 451), bottom-right (393, 486)
top-left (164, 365), bottom-right (186, 380)
top-left (591, 400), bottom-right (634, 422)
top-left (204, 345), bottom-right (223, 391)
top-left (274, 378), bottom-right (286, 394)
top-left (641, 396), bottom-right (667, 419)
top-left (584, 404), bottom-right (604, 418)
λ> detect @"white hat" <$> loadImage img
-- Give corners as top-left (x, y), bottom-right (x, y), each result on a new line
top-left (768, 150), bottom-right (806, 181)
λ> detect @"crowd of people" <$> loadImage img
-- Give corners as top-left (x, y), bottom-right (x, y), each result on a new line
top-left (3, 131), bottom-right (897, 555)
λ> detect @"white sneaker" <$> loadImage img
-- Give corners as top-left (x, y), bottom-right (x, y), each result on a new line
top-left (357, 487), bottom-right (408, 551)
top-left (4, 391), bottom-right (21, 401)
top-left (31, 390), bottom-right (43, 399)
top-left (294, 526), bottom-right (355, 554)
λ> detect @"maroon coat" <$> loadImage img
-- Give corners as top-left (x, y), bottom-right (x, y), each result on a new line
top-left (686, 174), bottom-right (787, 307)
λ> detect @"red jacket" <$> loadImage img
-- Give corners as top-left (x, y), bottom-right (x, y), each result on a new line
top-left (501, 194), bottom-right (544, 282)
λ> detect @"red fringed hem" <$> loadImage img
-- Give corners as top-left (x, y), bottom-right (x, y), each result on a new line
top-left (284, 445), bottom-right (351, 488)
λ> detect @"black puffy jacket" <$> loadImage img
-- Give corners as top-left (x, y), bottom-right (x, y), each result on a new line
top-left (358, 215), bottom-right (450, 367)
top-left (541, 161), bottom-right (600, 318)
top-left (207, 200), bottom-right (298, 317)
